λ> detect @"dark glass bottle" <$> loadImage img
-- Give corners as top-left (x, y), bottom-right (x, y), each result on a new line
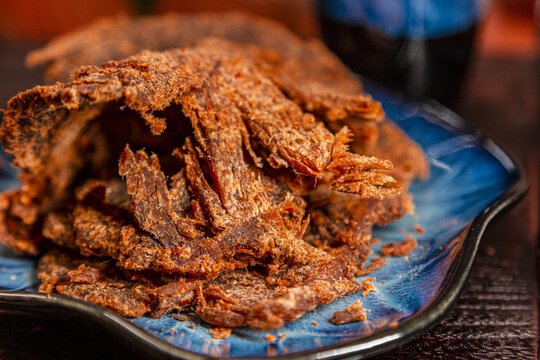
top-left (317, 0), bottom-right (482, 107)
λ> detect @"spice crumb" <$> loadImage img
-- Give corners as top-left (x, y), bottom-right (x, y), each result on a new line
top-left (330, 299), bottom-right (366, 324)
top-left (382, 236), bottom-right (417, 257)
top-left (210, 327), bottom-right (232, 339)
top-left (189, 324), bottom-right (195, 329)
top-left (414, 224), bottom-right (425, 234)
top-left (172, 314), bottom-right (187, 321)
top-left (266, 335), bottom-right (277, 342)
top-left (311, 321), bottom-right (318, 326)
top-left (362, 277), bottom-right (376, 297)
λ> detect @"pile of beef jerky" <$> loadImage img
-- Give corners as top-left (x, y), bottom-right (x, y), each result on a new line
top-left (0, 13), bottom-right (428, 330)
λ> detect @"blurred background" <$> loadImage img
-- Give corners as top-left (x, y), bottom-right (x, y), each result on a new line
top-left (1, 0), bottom-right (538, 54)
top-left (0, 1), bottom-right (539, 359)
top-left (0, 0), bottom-right (538, 105)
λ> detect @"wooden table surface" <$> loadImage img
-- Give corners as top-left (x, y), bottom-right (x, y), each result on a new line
top-left (0, 40), bottom-right (538, 359)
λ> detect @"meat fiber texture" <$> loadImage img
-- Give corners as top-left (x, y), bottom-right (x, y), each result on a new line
top-left (0, 14), bottom-right (429, 330)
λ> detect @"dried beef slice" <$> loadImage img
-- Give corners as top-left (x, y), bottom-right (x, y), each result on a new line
top-left (1, 13), bottom-right (429, 330)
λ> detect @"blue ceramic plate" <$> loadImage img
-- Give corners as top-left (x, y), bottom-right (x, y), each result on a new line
top-left (0, 86), bottom-right (526, 359)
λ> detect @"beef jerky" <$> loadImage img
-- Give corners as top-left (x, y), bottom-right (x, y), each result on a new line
top-left (326, 128), bottom-right (402, 198)
top-left (308, 186), bottom-right (414, 249)
top-left (27, 13), bottom-right (360, 94)
top-left (1, 14), bottom-right (432, 331)
top-left (1, 45), bottom-right (240, 211)
top-left (42, 178), bottom-right (133, 253)
top-left (0, 118), bottom-right (107, 236)
top-left (72, 205), bottom-right (127, 258)
top-left (0, 209), bottom-right (42, 255)
top-left (168, 169), bottom-right (194, 220)
top-left (4, 189), bottom-right (39, 226)
top-left (195, 248), bottom-right (361, 330)
top-left (4, 44), bottom-right (395, 205)
top-left (0, 110), bottom-right (113, 256)
top-left (246, 286), bottom-right (319, 330)
top-left (361, 277), bottom-right (376, 297)
top-left (195, 270), bottom-right (277, 328)
top-left (28, 13), bottom-right (384, 134)
top-left (42, 211), bottom-right (77, 251)
top-left (74, 178), bottom-right (132, 213)
top-left (145, 280), bottom-right (198, 318)
top-left (65, 202), bottom-right (240, 277)
top-left (0, 46), bottom-right (221, 255)
top-left (191, 38), bottom-right (383, 124)
top-left (37, 248), bottom-right (198, 317)
top-left (38, 246), bottom-right (360, 329)
top-left (0, 190), bottom-right (44, 255)
top-left (40, 189), bottom-right (165, 272)
top-left (177, 51), bottom-right (399, 198)
top-left (121, 141), bottom-right (319, 275)
top-left (119, 146), bottom-right (201, 248)
top-left (177, 60), bottom-right (294, 225)
top-left (38, 250), bottom-right (151, 317)
top-left (326, 120), bottom-right (380, 148)
top-left (304, 186), bottom-right (413, 277)
top-left (331, 300), bottom-right (366, 325)
top-left (226, 39), bottom-right (384, 123)
top-left (53, 160), bottom-right (314, 278)
top-left (352, 120), bottom-right (430, 184)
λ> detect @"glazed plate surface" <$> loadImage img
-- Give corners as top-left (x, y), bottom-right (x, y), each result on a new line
top-left (0, 86), bottom-right (526, 359)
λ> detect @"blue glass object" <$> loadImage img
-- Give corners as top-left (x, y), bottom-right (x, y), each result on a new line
top-left (318, 0), bottom-right (486, 39)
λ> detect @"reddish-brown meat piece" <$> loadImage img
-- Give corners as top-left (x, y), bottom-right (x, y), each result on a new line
top-left (195, 250), bottom-right (361, 330)
top-left (0, 14), bottom-right (430, 331)
top-left (37, 249), bottom-right (198, 318)
top-left (38, 247), bottom-right (361, 329)
top-left (177, 51), bottom-right (400, 198)
top-left (0, 190), bottom-right (45, 255)
top-left (352, 120), bottom-right (430, 184)
top-left (308, 187), bottom-right (414, 249)
top-left (119, 147), bottom-right (201, 248)
top-left (27, 13), bottom-right (384, 128)
top-left (2, 43), bottom-right (396, 219)
top-left (27, 13), bottom-right (361, 94)
top-left (331, 300), bottom-right (366, 324)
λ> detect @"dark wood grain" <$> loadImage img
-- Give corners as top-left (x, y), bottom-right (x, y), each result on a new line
top-left (0, 44), bottom-right (537, 360)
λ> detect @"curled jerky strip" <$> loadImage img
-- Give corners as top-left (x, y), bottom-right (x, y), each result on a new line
top-left (4, 44), bottom-right (395, 199)
top-left (119, 145), bottom-right (201, 248)
top-left (27, 12), bottom-right (383, 126)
